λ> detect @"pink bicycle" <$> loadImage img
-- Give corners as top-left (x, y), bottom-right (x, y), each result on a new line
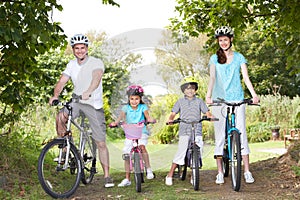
top-left (110, 121), bottom-right (155, 192)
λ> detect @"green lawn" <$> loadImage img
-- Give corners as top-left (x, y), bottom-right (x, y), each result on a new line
top-left (106, 139), bottom-right (287, 172)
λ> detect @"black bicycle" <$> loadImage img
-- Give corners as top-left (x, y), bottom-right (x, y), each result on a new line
top-left (167, 116), bottom-right (218, 190)
top-left (37, 96), bottom-right (97, 198)
top-left (212, 98), bottom-right (259, 191)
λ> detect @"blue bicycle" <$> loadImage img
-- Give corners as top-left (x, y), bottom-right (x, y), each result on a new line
top-left (212, 98), bottom-right (258, 192)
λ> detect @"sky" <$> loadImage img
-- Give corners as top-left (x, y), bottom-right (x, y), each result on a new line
top-left (53, 0), bottom-right (176, 38)
top-left (53, 0), bottom-right (177, 97)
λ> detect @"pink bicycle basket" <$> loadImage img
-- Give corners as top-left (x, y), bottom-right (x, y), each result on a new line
top-left (121, 123), bottom-right (144, 139)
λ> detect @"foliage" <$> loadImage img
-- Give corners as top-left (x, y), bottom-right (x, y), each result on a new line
top-left (0, 0), bottom-right (67, 131)
top-left (155, 32), bottom-right (210, 94)
top-left (169, 0), bottom-right (300, 97)
top-left (238, 24), bottom-right (299, 97)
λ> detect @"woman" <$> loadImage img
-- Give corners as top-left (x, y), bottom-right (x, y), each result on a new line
top-left (206, 26), bottom-right (259, 184)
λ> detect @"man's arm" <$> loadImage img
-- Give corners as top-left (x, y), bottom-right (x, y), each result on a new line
top-left (49, 74), bottom-right (70, 105)
top-left (82, 69), bottom-right (103, 100)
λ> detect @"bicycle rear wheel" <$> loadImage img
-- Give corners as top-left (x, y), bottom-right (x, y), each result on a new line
top-left (191, 145), bottom-right (200, 191)
top-left (38, 139), bottom-right (82, 198)
top-left (133, 152), bottom-right (142, 192)
top-left (230, 131), bottom-right (242, 191)
top-left (222, 144), bottom-right (230, 177)
top-left (81, 136), bottom-right (97, 184)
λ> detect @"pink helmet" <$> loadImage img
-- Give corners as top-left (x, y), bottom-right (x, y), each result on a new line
top-left (126, 85), bottom-right (144, 97)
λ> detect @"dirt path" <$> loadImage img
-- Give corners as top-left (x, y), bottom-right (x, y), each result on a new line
top-left (69, 153), bottom-right (300, 200)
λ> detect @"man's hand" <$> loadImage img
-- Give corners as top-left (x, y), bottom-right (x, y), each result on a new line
top-left (82, 91), bottom-right (91, 100)
top-left (49, 97), bottom-right (58, 105)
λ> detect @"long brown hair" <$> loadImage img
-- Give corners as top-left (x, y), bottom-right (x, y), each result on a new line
top-left (217, 48), bottom-right (227, 64)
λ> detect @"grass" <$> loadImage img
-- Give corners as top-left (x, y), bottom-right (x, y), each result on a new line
top-left (106, 139), bottom-right (286, 173)
top-left (2, 139), bottom-right (287, 199)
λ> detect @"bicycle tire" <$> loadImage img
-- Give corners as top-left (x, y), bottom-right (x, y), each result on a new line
top-left (191, 145), bottom-right (200, 191)
top-left (81, 136), bottom-right (97, 184)
top-left (38, 139), bottom-right (82, 199)
top-left (230, 130), bottom-right (242, 191)
top-left (180, 155), bottom-right (188, 181)
top-left (223, 144), bottom-right (230, 177)
top-left (133, 152), bottom-right (142, 192)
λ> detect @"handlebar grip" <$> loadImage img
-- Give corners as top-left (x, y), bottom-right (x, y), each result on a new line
top-left (51, 99), bottom-right (60, 106)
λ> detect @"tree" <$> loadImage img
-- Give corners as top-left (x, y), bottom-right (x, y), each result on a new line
top-left (168, 0), bottom-right (300, 80)
top-left (155, 30), bottom-right (209, 98)
top-left (0, 0), bottom-right (67, 132)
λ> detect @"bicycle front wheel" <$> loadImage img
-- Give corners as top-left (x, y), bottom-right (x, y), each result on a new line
top-left (230, 131), bottom-right (242, 191)
top-left (191, 145), bottom-right (200, 191)
top-left (38, 139), bottom-right (82, 199)
top-left (133, 152), bottom-right (142, 192)
top-left (81, 137), bottom-right (97, 184)
top-left (223, 144), bottom-right (229, 177)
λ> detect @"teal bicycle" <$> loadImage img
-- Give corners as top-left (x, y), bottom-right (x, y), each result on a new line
top-left (212, 98), bottom-right (258, 191)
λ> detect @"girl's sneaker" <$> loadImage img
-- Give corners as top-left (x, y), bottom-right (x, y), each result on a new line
top-left (165, 176), bottom-right (173, 186)
top-left (118, 179), bottom-right (131, 187)
top-left (146, 169), bottom-right (154, 179)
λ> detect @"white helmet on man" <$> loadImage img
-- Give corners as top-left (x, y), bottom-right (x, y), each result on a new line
top-left (70, 34), bottom-right (89, 47)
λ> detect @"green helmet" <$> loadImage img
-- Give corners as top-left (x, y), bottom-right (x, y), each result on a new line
top-left (180, 76), bottom-right (198, 92)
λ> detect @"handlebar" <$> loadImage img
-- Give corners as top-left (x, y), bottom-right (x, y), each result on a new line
top-left (51, 94), bottom-right (83, 106)
top-left (166, 116), bottom-right (219, 125)
top-left (211, 98), bottom-right (260, 107)
top-left (109, 120), bottom-right (157, 128)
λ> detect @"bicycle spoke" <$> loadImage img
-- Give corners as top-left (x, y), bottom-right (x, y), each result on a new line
top-left (38, 139), bottom-right (82, 198)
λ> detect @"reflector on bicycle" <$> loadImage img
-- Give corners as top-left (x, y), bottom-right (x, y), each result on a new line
top-left (121, 124), bottom-right (144, 139)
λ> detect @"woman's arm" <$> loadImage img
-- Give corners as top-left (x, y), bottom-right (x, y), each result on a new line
top-left (206, 63), bottom-right (216, 104)
top-left (241, 63), bottom-right (260, 104)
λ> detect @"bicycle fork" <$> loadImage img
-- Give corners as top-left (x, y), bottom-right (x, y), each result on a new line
top-left (129, 149), bottom-right (144, 172)
top-left (57, 137), bottom-right (72, 171)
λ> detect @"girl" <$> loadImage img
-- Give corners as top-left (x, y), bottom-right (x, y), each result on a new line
top-left (206, 26), bottom-right (259, 184)
top-left (111, 85), bottom-right (155, 187)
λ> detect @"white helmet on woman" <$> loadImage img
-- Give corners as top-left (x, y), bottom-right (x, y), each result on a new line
top-left (214, 26), bottom-right (234, 38)
top-left (70, 34), bottom-right (89, 47)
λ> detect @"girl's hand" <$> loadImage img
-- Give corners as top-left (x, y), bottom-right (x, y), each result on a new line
top-left (109, 122), bottom-right (118, 127)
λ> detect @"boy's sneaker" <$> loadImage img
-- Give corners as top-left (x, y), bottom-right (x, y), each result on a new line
top-left (244, 171), bottom-right (255, 183)
top-left (118, 179), bottom-right (131, 187)
top-left (146, 170), bottom-right (154, 179)
top-left (104, 177), bottom-right (115, 188)
top-left (215, 173), bottom-right (224, 184)
top-left (165, 176), bottom-right (173, 186)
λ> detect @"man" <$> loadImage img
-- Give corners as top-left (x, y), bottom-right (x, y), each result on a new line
top-left (49, 34), bottom-right (114, 188)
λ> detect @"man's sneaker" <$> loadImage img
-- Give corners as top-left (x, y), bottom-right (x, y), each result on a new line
top-left (165, 176), bottom-right (173, 186)
top-left (244, 171), bottom-right (255, 183)
top-left (104, 177), bottom-right (115, 188)
top-left (215, 173), bottom-right (224, 184)
top-left (118, 179), bottom-right (131, 187)
top-left (146, 170), bottom-right (154, 179)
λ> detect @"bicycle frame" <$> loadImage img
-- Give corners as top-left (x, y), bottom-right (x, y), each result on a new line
top-left (129, 140), bottom-right (144, 172)
top-left (225, 106), bottom-right (241, 162)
